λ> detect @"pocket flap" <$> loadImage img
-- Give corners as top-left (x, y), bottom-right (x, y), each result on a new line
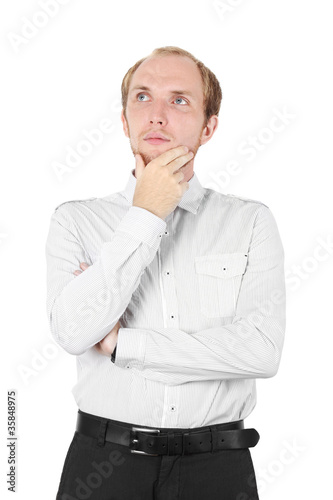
top-left (195, 252), bottom-right (248, 278)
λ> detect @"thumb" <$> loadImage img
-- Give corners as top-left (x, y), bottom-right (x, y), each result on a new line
top-left (135, 154), bottom-right (145, 180)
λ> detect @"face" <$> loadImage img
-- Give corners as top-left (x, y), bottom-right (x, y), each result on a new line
top-left (121, 54), bottom-right (218, 181)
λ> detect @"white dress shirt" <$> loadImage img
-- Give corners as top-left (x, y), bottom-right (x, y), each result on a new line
top-left (45, 167), bottom-right (286, 428)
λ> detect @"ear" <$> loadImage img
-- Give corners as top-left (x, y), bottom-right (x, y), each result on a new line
top-left (121, 109), bottom-right (129, 138)
top-left (200, 115), bottom-right (219, 146)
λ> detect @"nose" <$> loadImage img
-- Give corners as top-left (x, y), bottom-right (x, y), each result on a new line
top-left (149, 100), bottom-right (168, 126)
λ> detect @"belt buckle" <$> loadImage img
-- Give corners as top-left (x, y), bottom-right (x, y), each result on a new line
top-left (130, 426), bottom-right (161, 456)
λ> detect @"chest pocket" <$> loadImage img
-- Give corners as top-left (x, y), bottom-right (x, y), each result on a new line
top-left (194, 252), bottom-right (248, 318)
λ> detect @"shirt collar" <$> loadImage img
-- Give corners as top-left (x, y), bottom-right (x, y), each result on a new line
top-left (119, 168), bottom-right (206, 215)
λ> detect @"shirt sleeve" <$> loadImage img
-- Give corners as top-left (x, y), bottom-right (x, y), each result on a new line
top-left (114, 205), bottom-right (286, 385)
top-left (45, 205), bottom-right (166, 355)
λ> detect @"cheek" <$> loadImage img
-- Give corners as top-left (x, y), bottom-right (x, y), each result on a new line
top-left (172, 113), bottom-right (200, 134)
top-left (123, 109), bottom-right (139, 130)
top-left (179, 127), bottom-right (202, 146)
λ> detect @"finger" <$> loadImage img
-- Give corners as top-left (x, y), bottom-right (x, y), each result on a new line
top-left (80, 262), bottom-right (89, 270)
top-left (169, 151), bottom-right (194, 173)
top-left (175, 172), bottom-right (190, 191)
top-left (151, 145), bottom-right (189, 166)
top-left (135, 154), bottom-right (145, 180)
top-left (174, 170), bottom-right (185, 184)
top-left (73, 270), bottom-right (82, 276)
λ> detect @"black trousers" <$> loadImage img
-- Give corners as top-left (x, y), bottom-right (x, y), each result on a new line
top-left (56, 410), bottom-right (260, 500)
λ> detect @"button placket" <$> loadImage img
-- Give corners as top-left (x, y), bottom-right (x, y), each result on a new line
top-left (159, 214), bottom-right (180, 328)
top-left (161, 386), bottom-right (180, 427)
top-left (159, 214), bottom-right (181, 427)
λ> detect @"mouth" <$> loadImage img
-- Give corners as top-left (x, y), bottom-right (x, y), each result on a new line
top-left (144, 137), bottom-right (170, 145)
top-left (143, 132), bottom-right (171, 146)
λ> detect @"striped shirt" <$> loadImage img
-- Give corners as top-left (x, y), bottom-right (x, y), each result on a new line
top-left (45, 167), bottom-right (286, 428)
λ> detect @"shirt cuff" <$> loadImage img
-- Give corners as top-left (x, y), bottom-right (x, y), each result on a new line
top-left (115, 206), bottom-right (167, 247)
top-left (114, 327), bottom-right (146, 369)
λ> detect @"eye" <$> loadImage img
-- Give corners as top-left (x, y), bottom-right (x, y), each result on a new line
top-left (137, 93), bottom-right (149, 101)
top-left (174, 97), bottom-right (187, 105)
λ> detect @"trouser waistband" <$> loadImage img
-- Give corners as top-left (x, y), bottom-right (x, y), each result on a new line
top-left (76, 410), bottom-right (260, 456)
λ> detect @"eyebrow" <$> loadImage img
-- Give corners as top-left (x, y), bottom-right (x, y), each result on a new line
top-left (130, 85), bottom-right (196, 100)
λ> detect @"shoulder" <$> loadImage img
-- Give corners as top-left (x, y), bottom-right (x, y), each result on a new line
top-left (54, 197), bottom-right (97, 212)
top-left (224, 192), bottom-right (269, 209)
top-left (50, 197), bottom-right (99, 228)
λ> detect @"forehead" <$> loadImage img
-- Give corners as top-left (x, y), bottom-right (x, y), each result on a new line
top-left (129, 55), bottom-right (203, 98)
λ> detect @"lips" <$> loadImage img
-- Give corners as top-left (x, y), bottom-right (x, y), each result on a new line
top-left (145, 138), bottom-right (170, 145)
top-left (143, 132), bottom-right (171, 145)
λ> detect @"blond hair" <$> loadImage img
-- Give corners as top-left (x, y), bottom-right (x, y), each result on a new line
top-left (121, 46), bottom-right (222, 126)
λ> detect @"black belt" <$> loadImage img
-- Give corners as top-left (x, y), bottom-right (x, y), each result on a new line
top-left (76, 410), bottom-right (260, 456)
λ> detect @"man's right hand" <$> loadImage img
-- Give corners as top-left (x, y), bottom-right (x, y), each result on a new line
top-left (133, 146), bottom-right (194, 220)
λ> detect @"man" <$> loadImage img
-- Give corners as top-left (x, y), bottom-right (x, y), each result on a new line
top-left (46, 46), bottom-right (286, 500)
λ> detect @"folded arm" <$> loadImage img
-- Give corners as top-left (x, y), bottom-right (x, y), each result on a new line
top-left (45, 205), bottom-right (166, 355)
top-left (114, 205), bottom-right (286, 385)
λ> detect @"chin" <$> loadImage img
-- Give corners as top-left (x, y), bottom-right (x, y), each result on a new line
top-left (139, 149), bottom-right (166, 166)
top-left (146, 144), bottom-right (172, 154)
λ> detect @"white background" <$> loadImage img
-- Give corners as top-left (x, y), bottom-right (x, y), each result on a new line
top-left (1, 0), bottom-right (332, 498)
